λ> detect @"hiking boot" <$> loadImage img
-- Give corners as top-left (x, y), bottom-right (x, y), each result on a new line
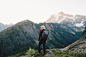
top-left (38, 53), bottom-right (41, 54)
top-left (42, 54), bottom-right (45, 56)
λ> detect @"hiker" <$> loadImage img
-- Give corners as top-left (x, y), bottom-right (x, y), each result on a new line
top-left (38, 25), bottom-right (48, 56)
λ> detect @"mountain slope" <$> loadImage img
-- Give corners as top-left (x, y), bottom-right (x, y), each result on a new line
top-left (0, 20), bottom-right (37, 56)
top-left (0, 20), bottom-right (79, 56)
top-left (60, 27), bottom-right (86, 53)
top-left (59, 23), bottom-right (84, 37)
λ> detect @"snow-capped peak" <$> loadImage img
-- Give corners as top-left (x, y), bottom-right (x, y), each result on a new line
top-left (46, 11), bottom-right (86, 27)
top-left (53, 14), bottom-right (62, 21)
top-left (58, 15), bottom-right (68, 23)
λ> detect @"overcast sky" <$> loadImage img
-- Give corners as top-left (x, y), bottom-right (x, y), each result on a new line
top-left (0, 0), bottom-right (86, 24)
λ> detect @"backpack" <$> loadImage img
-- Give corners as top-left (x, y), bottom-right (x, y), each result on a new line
top-left (42, 30), bottom-right (48, 39)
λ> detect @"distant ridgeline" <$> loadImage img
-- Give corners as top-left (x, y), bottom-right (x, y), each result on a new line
top-left (0, 20), bottom-right (83, 56)
top-left (0, 22), bottom-right (12, 32)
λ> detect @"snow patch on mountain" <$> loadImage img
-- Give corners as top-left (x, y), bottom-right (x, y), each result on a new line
top-left (53, 14), bottom-right (62, 21)
top-left (71, 31), bottom-right (76, 34)
top-left (53, 14), bottom-right (75, 23)
top-left (58, 15), bottom-right (68, 23)
top-left (50, 18), bottom-right (54, 22)
top-left (68, 16), bottom-right (75, 21)
top-left (75, 19), bottom-right (85, 27)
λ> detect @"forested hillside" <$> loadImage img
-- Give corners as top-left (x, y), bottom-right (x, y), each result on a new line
top-left (0, 20), bottom-right (79, 57)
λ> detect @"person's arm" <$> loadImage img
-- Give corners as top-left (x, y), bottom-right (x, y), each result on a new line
top-left (38, 30), bottom-right (42, 43)
top-left (46, 41), bottom-right (47, 43)
top-left (38, 31), bottom-right (40, 41)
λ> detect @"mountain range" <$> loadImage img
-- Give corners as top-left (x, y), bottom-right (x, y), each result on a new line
top-left (0, 12), bottom-right (86, 56)
top-left (46, 11), bottom-right (86, 27)
top-left (46, 11), bottom-right (85, 37)
top-left (0, 20), bottom-right (80, 56)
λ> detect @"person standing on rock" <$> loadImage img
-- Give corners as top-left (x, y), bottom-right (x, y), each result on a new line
top-left (38, 25), bottom-right (48, 56)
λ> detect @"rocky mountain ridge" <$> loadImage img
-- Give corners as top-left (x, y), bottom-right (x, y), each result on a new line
top-left (46, 11), bottom-right (86, 27)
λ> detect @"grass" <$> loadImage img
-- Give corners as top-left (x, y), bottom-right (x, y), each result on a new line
top-left (26, 47), bottom-right (46, 57)
top-left (8, 47), bottom-right (86, 57)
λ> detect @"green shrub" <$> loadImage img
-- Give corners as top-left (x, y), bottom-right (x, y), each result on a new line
top-left (34, 53), bottom-right (43, 57)
top-left (63, 54), bottom-right (70, 57)
top-left (27, 55), bottom-right (31, 57)
top-left (26, 47), bottom-right (36, 55)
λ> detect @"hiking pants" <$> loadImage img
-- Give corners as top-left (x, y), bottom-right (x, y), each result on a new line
top-left (38, 39), bottom-right (46, 55)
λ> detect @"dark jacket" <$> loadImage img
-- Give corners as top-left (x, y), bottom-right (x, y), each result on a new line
top-left (38, 29), bottom-right (47, 41)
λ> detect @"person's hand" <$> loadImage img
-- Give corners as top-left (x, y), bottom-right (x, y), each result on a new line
top-left (38, 41), bottom-right (39, 43)
top-left (46, 41), bottom-right (47, 43)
